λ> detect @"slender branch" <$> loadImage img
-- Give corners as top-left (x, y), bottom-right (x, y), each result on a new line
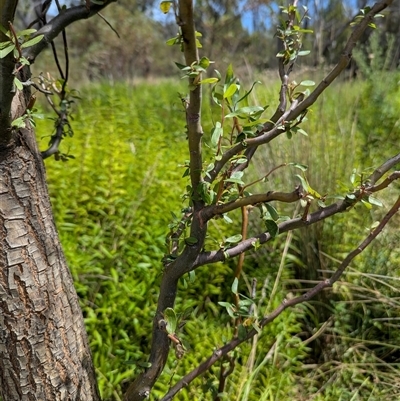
top-left (41, 110), bottom-right (68, 159)
top-left (368, 153), bottom-right (400, 185)
top-left (240, 163), bottom-right (287, 194)
top-left (50, 40), bottom-right (64, 80)
top-left (196, 162), bottom-right (400, 267)
top-left (206, 93), bottom-right (304, 184)
top-left (178, 0), bottom-right (204, 208)
top-left (124, 2), bottom-right (208, 399)
top-left (161, 195), bottom-right (400, 401)
top-left (22, 1), bottom-right (116, 63)
top-left (233, 205), bottom-right (249, 336)
top-left (47, 0), bottom-right (71, 96)
top-left (233, 59), bottom-right (288, 174)
top-left (369, 171), bottom-right (400, 192)
top-left (125, 1), bottom-right (395, 399)
top-left (97, 12), bottom-right (120, 38)
top-left (205, 0), bottom-right (393, 184)
top-left (60, 17), bottom-right (69, 97)
top-left (27, 0), bottom-right (52, 29)
top-left (202, 186), bottom-right (304, 219)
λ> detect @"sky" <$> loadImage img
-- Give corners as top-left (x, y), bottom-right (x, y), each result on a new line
top-left (48, 0), bottom-right (361, 33)
top-left (151, 0), bottom-right (360, 33)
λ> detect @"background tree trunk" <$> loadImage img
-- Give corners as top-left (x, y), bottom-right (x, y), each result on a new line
top-left (0, 115), bottom-right (100, 400)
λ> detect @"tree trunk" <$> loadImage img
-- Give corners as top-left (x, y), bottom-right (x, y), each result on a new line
top-left (0, 123), bottom-right (100, 399)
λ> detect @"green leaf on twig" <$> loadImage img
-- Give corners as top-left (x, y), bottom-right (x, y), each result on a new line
top-left (160, 1), bottom-right (173, 14)
top-left (164, 308), bottom-right (177, 334)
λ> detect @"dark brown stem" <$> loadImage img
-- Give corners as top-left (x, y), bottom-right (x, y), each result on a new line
top-left (178, 0), bottom-right (203, 208)
top-left (124, 2), bottom-right (208, 399)
top-left (215, 355), bottom-right (235, 401)
top-left (205, 0), bottom-right (394, 184)
top-left (8, 21), bottom-right (22, 59)
top-left (233, 205), bottom-right (249, 336)
top-left (203, 186), bottom-right (304, 219)
top-left (368, 153), bottom-right (400, 185)
top-left (241, 163), bottom-right (287, 195)
top-left (197, 158), bottom-right (400, 267)
top-left (22, 1), bottom-right (117, 63)
top-left (161, 195), bottom-right (400, 401)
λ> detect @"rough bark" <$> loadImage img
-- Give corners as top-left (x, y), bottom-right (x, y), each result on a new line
top-left (0, 117), bottom-right (100, 400)
top-left (0, 1), bottom-right (116, 396)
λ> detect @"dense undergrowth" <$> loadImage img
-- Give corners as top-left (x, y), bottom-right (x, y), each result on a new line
top-left (35, 73), bottom-right (400, 400)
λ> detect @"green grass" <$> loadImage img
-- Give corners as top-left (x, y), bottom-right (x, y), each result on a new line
top-left (35, 76), bottom-right (400, 400)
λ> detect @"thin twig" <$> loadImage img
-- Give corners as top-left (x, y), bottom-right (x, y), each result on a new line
top-left (97, 12), bottom-right (120, 38)
top-left (205, 0), bottom-right (394, 184)
top-left (161, 196), bottom-right (400, 401)
top-left (197, 160), bottom-right (400, 266)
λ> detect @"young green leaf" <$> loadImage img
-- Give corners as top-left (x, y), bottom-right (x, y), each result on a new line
top-left (368, 196), bottom-right (383, 207)
top-left (14, 77), bottom-right (23, 90)
top-left (160, 1), bottom-right (173, 14)
top-left (236, 80), bottom-right (261, 104)
top-left (188, 270), bottom-right (196, 283)
top-left (218, 302), bottom-right (236, 318)
top-left (289, 162), bottom-right (308, 172)
top-left (20, 34), bottom-right (44, 49)
top-left (231, 277), bottom-right (239, 294)
top-left (175, 62), bottom-right (187, 70)
top-left (198, 77), bottom-right (219, 85)
top-left (265, 219), bottom-right (279, 238)
top-left (224, 83), bottom-right (238, 99)
top-left (164, 308), bottom-right (177, 334)
top-left (265, 204), bottom-right (279, 221)
top-left (225, 106), bottom-right (264, 119)
top-left (11, 116), bottom-right (26, 129)
top-left (0, 44), bottom-right (15, 58)
top-left (225, 234), bottom-right (243, 244)
top-left (299, 80), bottom-right (315, 86)
top-left (166, 36), bottom-right (180, 46)
top-left (295, 174), bottom-right (309, 191)
top-left (184, 236), bottom-right (198, 245)
top-left (224, 63), bottom-right (234, 86)
top-left (223, 214), bottom-right (233, 224)
top-left (224, 171), bottom-right (245, 185)
top-left (211, 122), bottom-right (223, 147)
top-left (361, 199), bottom-right (373, 210)
top-left (298, 50), bottom-right (310, 56)
top-left (16, 28), bottom-right (38, 36)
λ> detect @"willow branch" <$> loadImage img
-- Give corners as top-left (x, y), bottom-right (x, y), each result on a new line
top-left (161, 195), bottom-right (400, 401)
top-left (124, 5), bottom-right (209, 399)
top-left (178, 0), bottom-right (203, 209)
top-left (205, 0), bottom-right (393, 184)
top-left (22, 1), bottom-right (116, 63)
top-left (202, 186), bottom-right (304, 219)
top-left (196, 198), bottom-right (352, 267)
top-left (368, 153), bottom-right (400, 185)
top-left (369, 171), bottom-right (400, 192)
top-left (196, 161), bottom-right (400, 267)
top-left (234, 58), bottom-right (288, 174)
top-left (206, 93), bottom-right (304, 184)
top-left (41, 110), bottom-right (68, 159)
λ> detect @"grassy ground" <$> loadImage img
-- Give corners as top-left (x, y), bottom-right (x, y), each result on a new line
top-left (35, 75), bottom-right (400, 400)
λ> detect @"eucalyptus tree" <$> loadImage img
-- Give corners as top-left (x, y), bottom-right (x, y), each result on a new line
top-left (0, 1), bottom-right (399, 401)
